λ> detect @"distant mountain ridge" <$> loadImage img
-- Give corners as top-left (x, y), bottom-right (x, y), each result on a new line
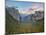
top-left (6, 6), bottom-right (44, 22)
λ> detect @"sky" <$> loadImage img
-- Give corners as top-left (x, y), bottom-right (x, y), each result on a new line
top-left (6, 0), bottom-right (32, 8)
top-left (5, 0), bottom-right (44, 8)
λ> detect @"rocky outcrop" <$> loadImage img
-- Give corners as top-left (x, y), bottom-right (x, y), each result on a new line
top-left (6, 7), bottom-right (20, 21)
top-left (23, 11), bottom-right (44, 22)
top-left (32, 11), bottom-right (44, 21)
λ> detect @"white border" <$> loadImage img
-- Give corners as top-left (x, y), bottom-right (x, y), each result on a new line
top-left (0, 0), bottom-right (5, 35)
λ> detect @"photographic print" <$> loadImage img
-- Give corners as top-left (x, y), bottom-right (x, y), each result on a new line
top-left (5, 0), bottom-right (44, 34)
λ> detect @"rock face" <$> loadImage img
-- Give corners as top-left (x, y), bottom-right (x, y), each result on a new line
top-left (32, 11), bottom-right (44, 21)
top-left (6, 7), bottom-right (20, 21)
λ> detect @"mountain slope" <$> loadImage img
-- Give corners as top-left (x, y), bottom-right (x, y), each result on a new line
top-left (6, 7), bottom-right (20, 34)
